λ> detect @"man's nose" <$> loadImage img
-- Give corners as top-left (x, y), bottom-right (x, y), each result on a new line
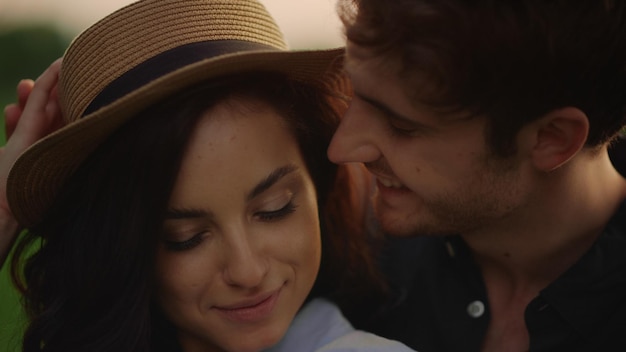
top-left (328, 103), bottom-right (382, 164)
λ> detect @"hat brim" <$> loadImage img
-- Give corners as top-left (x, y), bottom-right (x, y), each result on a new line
top-left (8, 47), bottom-right (349, 227)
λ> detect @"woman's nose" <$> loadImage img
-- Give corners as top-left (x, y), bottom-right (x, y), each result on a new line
top-left (222, 234), bottom-right (268, 289)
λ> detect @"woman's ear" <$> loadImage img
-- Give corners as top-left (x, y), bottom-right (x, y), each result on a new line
top-left (529, 107), bottom-right (590, 171)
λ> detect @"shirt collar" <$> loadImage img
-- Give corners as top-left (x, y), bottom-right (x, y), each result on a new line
top-left (539, 200), bottom-right (626, 340)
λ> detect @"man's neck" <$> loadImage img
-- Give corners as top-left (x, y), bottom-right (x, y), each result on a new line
top-left (464, 149), bottom-right (625, 283)
top-left (462, 148), bottom-right (626, 352)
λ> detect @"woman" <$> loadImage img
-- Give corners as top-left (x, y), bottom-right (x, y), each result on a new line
top-left (2, 0), bottom-right (413, 351)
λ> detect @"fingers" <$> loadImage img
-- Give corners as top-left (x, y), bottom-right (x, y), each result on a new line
top-left (17, 79), bottom-right (35, 110)
top-left (1, 59), bottom-right (63, 174)
top-left (2, 58), bottom-right (60, 141)
top-left (3, 104), bottom-right (22, 139)
top-left (0, 58), bottom-right (64, 239)
top-left (45, 84), bottom-right (64, 132)
top-left (12, 59), bottom-right (63, 147)
top-left (4, 79), bottom-right (35, 140)
top-left (21, 59), bottom-right (61, 120)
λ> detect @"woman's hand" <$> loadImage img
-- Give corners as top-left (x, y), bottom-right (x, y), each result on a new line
top-left (0, 59), bottom-right (64, 267)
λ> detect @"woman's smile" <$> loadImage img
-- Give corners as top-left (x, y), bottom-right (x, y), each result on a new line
top-left (213, 286), bottom-right (284, 323)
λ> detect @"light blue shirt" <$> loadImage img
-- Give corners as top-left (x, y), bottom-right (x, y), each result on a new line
top-left (266, 298), bottom-right (416, 352)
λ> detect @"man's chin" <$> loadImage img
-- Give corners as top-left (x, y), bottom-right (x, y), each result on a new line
top-left (374, 208), bottom-right (419, 237)
top-left (372, 193), bottom-right (420, 236)
top-left (374, 206), bottom-right (456, 238)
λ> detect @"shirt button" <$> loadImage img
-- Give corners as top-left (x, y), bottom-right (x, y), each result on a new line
top-left (467, 300), bottom-right (485, 318)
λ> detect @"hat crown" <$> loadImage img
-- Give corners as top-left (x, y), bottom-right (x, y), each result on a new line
top-left (60, 0), bottom-right (287, 123)
top-left (8, 0), bottom-right (347, 228)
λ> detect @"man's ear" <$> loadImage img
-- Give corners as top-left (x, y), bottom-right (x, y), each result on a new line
top-left (530, 107), bottom-right (589, 171)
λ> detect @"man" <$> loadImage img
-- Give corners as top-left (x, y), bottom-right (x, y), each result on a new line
top-left (328, 1), bottom-right (626, 351)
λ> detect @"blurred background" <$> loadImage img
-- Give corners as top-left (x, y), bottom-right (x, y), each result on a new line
top-left (0, 0), bottom-right (344, 350)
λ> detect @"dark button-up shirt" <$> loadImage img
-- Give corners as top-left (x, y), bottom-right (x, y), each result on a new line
top-left (352, 201), bottom-right (626, 351)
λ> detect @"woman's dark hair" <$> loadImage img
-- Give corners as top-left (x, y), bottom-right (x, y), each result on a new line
top-left (340, 0), bottom-right (626, 156)
top-left (10, 72), bottom-right (384, 351)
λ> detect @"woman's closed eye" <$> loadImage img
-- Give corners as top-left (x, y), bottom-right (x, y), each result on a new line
top-left (164, 231), bottom-right (209, 251)
top-left (255, 201), bottom-right (297, 222)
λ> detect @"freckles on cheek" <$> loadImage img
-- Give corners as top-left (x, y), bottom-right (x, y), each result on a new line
top-left (156, 272), bottom-right (207, 309)
top-left (155, 258), bottom-right (196, 294)
top-left (282, 203), bottom-right (322, 269)
top-left (304, 232), bottom-right (323, 268)
top-left (154, 257), bottom-right (201, 315)
top-left (284, 229), bottom-right (321, 268)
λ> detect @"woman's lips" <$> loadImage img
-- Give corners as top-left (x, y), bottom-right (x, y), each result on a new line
top-left (213, 288), bottom-right (281, 323)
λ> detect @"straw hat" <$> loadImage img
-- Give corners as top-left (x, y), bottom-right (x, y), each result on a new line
top-left (7, 0), bottom-right (349, 227)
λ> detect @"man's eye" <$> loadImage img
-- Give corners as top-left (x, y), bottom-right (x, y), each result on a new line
top-left (256, 202), bottom-right (297, 221)
top-left (388, 121), bottom-right (416, 136)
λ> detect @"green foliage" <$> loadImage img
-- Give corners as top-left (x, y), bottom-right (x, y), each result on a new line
top-left (0, 24), bottom-right (70, 352)
top-left (0, 25), bottom-right (70, 112)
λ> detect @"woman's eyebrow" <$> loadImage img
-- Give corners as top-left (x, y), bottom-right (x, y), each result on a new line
top-left (164, 207), bottom-right (212, 220)
top-left (164, 165), bottom-right (299, 220)
top-left (246, 164), bottom-right (299, 201)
